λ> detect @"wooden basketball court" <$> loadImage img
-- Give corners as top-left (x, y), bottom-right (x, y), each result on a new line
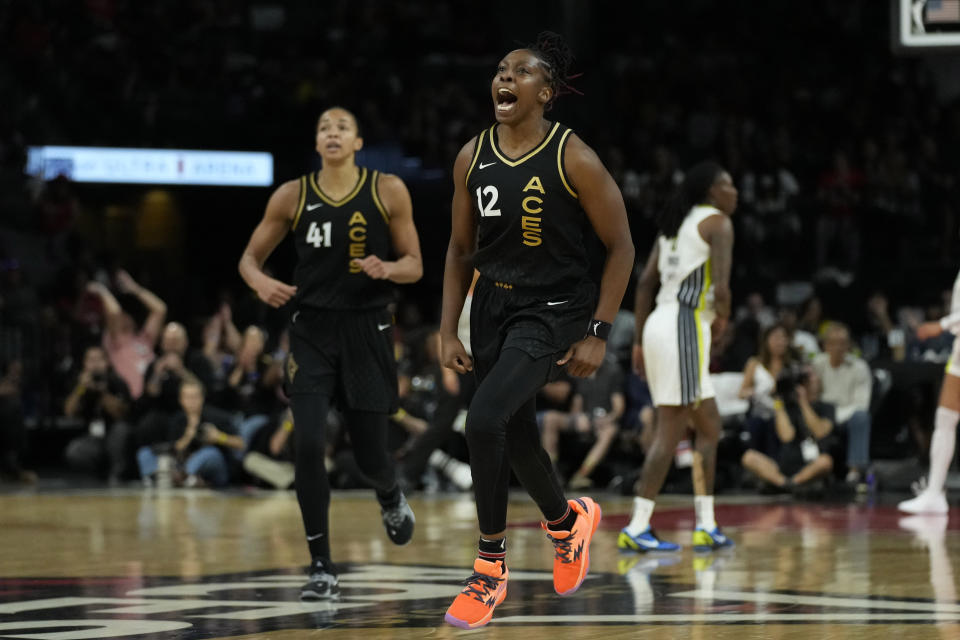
top-left (1, 489), bottom-right (957, 639)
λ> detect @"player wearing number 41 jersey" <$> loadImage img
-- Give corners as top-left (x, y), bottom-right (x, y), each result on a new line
top-left (440, 32), bottom-right (634, 629)
top-left (239, 107), bottom-right (423, 601)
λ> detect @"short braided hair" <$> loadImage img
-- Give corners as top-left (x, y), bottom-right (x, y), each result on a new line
top-left (526, 31), bottom-right (581, 110)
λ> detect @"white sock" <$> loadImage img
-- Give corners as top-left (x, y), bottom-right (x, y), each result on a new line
top-left (928, 407), bottom-right (959, 494)
top-left (625, 497), bottom-right (655, 536)
top-left (694, 495), bottom-right (716, 531)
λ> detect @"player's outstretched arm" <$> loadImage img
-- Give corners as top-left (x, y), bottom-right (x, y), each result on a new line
top-left (353, 173), bottom-right (423, 284)
top-left (86, 281), bottom-right (124, 338)
top-left (115, 269), bottom-right (167, 346)
top-left (557, 134), bottom-right (635, 378)
top-left (439, 138), bottom-right (479, 374)
top-left (632, 240), bottom-right (660, 375)
top-left (238, 180), bottom-right (299, 308)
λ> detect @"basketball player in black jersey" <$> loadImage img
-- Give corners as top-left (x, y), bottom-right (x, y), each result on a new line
top-left (238, 107), bottom-right (423, 600)
top-left (440, 33), bottom-right (635, 629)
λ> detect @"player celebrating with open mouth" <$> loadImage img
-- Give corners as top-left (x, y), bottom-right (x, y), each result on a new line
top-left (439, 32), bottom-right (635, 629)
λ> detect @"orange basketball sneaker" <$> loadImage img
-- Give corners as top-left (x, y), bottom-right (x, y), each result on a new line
top-left (542, 497), bottom-right (602, 596)
top-left (444, 558), bottom-right (509, 629)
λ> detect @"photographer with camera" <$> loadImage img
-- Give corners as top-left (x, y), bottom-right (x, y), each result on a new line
top-left (740, 365), bottom-right (837, 493)
top-left (64, 346), bottom-right (132, 483)
top-left (135, 376), bottom-right (243, 488)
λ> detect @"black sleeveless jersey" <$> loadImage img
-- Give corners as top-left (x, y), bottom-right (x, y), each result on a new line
top-left (290, 166), bottom-right (394, 311)
top-left (467, 122), bottom-right (589, 292)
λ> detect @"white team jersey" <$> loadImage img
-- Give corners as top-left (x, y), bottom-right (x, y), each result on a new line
top-left (943, 269), bottom-right (960, 378)
top-left (941, 269), bottom-right (960, 336)
top-left (654, 205), bottom-right (721, 323)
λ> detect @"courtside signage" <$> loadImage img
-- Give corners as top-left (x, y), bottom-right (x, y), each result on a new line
top-left (25, 146), bottom-right (274, 186)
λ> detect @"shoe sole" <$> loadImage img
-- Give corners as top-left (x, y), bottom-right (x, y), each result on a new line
top-left (620, 545), bottom-right (682, 553)
top-left (618, 531), bottom-right (681, 554)
top-left (444, 584), bottom-right (507, 629)
top-left (384, 508), bottom-right (416, 546)
top-left (898, 505), bottom-right (949, 515)
top-left (556, 500), bottom-right (602, 597)
top-left (386, 526), bottom-right (415, 546)
top-left (692, 533), bottom-right (735, 553)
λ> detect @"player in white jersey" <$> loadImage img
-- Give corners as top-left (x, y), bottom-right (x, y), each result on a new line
top-left (620, 161), bottom-right (737, 552)
top-left (898, 269), bottom-right (960, 514)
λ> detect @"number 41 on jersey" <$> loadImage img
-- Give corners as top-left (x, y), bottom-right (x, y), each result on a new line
top-left (306, 221), bottom-right (332, 247)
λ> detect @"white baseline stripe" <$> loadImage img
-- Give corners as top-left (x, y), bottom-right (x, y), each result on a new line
top-left (670, 589), bottom-right (960, 613)
top-left (496, 613), bottom-right (959, 623)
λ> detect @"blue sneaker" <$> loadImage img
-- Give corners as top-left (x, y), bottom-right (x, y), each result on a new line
top-left (617, 526), bottom-right (681, 553)
top-left (692, 526), bottom-right (735, 552)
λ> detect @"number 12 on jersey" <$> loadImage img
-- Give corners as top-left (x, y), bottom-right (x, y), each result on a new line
top-left (306, 221), bottom-right (332, 247)
top-left (476, 186), bottom-right (501, 217)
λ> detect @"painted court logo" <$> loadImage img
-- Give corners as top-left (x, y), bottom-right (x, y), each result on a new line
top-left (0, 562), bottom-right (954, 638)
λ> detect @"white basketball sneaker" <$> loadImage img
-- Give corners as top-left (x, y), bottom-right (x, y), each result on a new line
top-left (898, 490), bottom-right (949, 515)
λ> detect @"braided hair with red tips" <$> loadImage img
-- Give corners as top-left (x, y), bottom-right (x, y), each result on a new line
top-left (526, 31), bottom-right (582, 111)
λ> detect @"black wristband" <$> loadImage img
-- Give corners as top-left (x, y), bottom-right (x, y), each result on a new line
top-left (587, 319), bottom-right (612, 341)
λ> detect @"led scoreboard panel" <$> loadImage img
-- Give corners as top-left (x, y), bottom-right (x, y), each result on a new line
top-left (26, 146), bottom-right (274, 187)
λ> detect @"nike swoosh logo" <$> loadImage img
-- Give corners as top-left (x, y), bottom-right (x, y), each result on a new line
top-left (306, 203), bottom-right (323, 211)
top-left (634, 536), bottom-right (662, 549)
top-left (478, 162), bottom-right (496, 169)
top-left (378, 323), bottom-right (391, 331)
top-left (547, 300), bottom-right (568, 306)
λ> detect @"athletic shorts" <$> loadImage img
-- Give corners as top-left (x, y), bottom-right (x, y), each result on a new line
top-left (470, 275), bottom-right (596, 383)
top-left (642, 303), bottom-right (715, 407)
top-left (285, 307), bottom-right (398, 413)
top-left (947, 337), bottom-right (960, 378)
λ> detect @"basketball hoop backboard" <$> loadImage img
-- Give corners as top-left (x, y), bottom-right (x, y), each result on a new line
top-left (893, 0), bottom-right (960, 52)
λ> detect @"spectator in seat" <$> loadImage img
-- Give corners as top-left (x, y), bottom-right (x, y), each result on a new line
top-left (201, 302), bottom-right (243, 400)
top-left (778, 306), bottom-right (820, 361)
top-left (136, 377), bottom-right (242, 488)
top-left (541, 355), bottom-right (625, 489)
top-left (142, 321), bottom-right (215, 413)
top-left (63, 345), bottom-right (132, 483)
top-left (739, 324), bottom-right (798, 459)
top-left (741, 368), bottom-right (837, 492)
top-left (860, 292), bottom-right (906, 364)
top-left (136, 321), bottom-right (217, 447)
top-left (0, 359), bottom-right (36, 484)
top-left (87, 271), bottom-right (166, 400)
top-left (223, 325), bottom-right (283, 443)
top-left (812, 322), bottom-right (872, 486)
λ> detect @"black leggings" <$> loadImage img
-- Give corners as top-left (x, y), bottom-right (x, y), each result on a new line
top-left (466, 348), bottom-right (568, 535)
top-left (291, 393), bottom-right (398, 554)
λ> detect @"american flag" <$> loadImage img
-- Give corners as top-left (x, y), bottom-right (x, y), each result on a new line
top-left (927, 0), bottom-right (960, 23)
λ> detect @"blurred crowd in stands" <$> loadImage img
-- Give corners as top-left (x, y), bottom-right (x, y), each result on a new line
top-left (1, 1), bottom-right (960, 497)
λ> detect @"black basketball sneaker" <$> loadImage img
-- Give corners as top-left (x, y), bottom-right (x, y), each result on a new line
top-left (300, 556), bottom-right (340, 600)
top-left (381, 492), bottom-right (415, 545)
